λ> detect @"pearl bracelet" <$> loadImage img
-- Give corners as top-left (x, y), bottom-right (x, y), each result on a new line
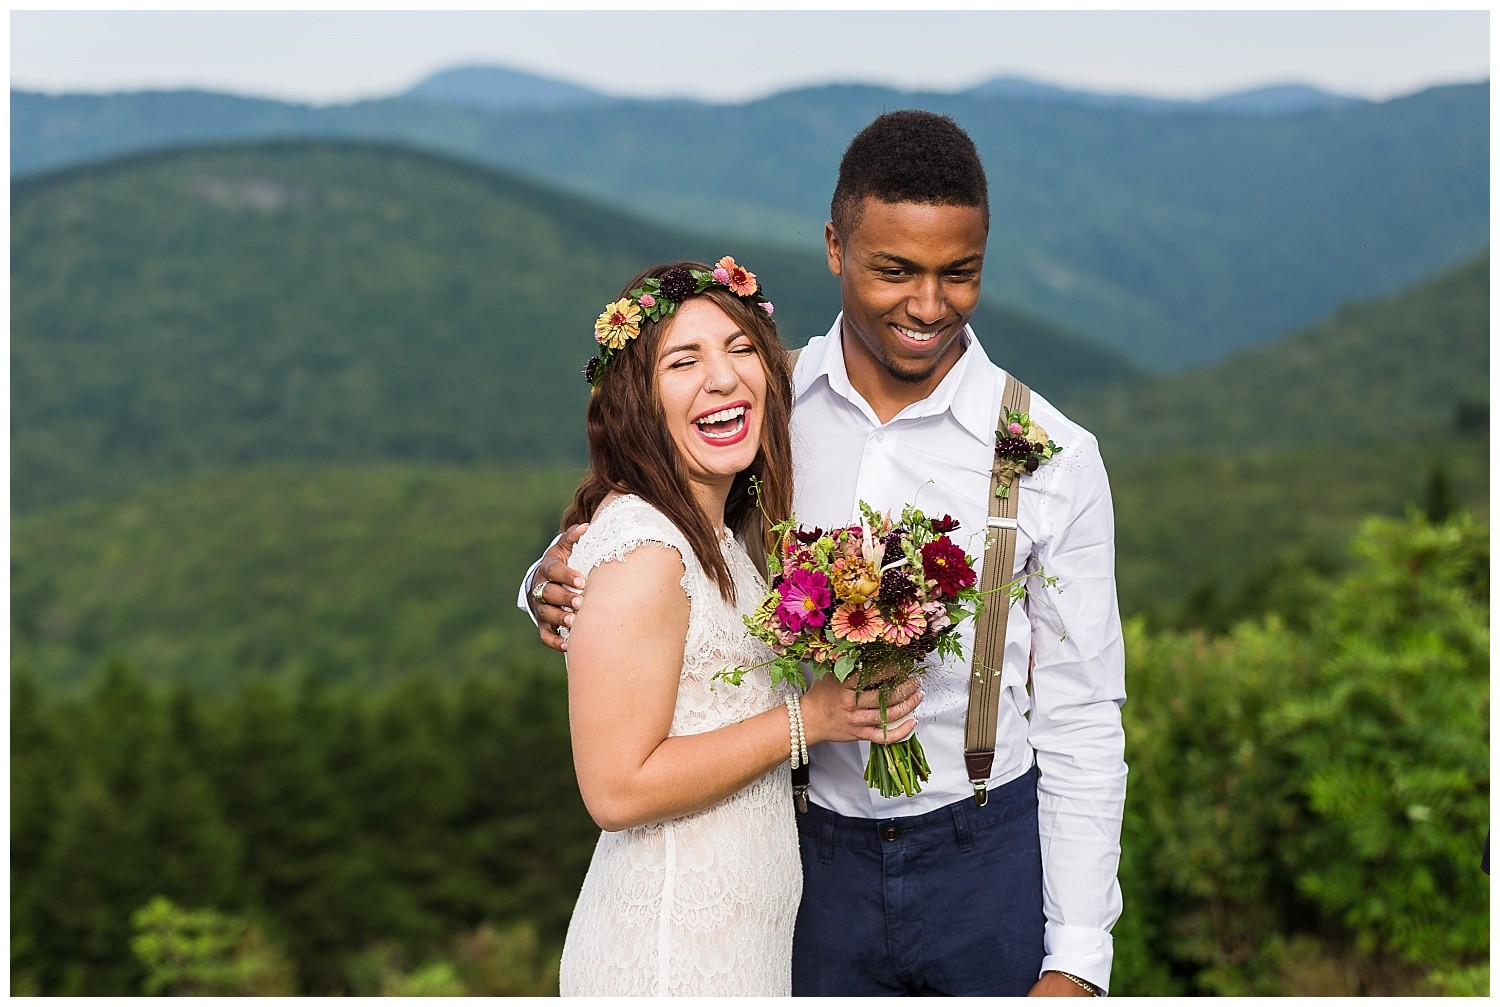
top-left (793, 697), bottom-right (807, 765)
top-left (785, 695), bottom-right (809, 768)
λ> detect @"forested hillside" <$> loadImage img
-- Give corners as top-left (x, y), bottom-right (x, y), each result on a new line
top-left (12, 82), bottom-right (1487, 367)
top-left (13, 513), bottom-right (1488, 995)
top-left (11, 142), bottom-right (1489, 676)
top-left (12, 426), bottom-right (1486, 694)
top-left (1068, 251), bottom-right (1490, 457)
top-left (11, 465), bottom-right (577, 693)
top-left (11, 141), bottom-right (1125, 514)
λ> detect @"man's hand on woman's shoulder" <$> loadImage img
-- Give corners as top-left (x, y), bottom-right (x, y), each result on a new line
top-left (528, 523), bottom-right (589, 653)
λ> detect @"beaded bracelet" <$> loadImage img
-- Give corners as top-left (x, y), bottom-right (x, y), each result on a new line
top-left (785, 695), bottom-right (809, 768)
top-left (1053, 971), bottom-right (1101, 996)
top-left (792, 696), bottom-right (804, 768)
top-left (792, 696), bottom-right (808, 765)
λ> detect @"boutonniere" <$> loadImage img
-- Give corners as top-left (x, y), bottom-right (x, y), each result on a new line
top-left (993, 409), bottom-right (1062, 498)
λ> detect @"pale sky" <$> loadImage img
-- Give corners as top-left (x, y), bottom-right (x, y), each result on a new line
top-left (9, 9), bottom-right (1491, 106)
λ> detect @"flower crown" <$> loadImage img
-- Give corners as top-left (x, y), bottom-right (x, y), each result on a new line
top-left (584, 256), bottom-right (774, 387)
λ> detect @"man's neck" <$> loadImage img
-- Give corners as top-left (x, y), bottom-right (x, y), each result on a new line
top-left (839, 328), bottom-right (967, 425)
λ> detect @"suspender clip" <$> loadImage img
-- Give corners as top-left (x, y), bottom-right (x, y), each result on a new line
top-left (971, 780), bottom-right (989, 807)
top-left (793, 784), bottom-right (809, 814)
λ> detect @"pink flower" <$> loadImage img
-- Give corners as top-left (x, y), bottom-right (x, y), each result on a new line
top-left (921, 601), bottom-right (951, 634)
top-left (638, 293), bottom-right (656, 308)
top-left (712, 267), bottom-right (732, 284)
top-left (775, 568), bottom-right (832, 632)
top-left (830, 602), bottom-right (885, 644)
top-left (760, 301), bottom-right (774, 316)
top-left (1008, 421), bottom-right (1024, 435)
top-left (881, 601), bottom-right (927, 646)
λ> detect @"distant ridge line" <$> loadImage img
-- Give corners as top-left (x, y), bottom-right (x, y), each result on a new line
top-left (10, 135), bottom-right (681, 239)
top-left (14, 73), bottom-right (1485, 114)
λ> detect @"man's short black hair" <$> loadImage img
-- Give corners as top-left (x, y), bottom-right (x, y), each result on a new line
top-left (830, 110), bottom-right (990, 236)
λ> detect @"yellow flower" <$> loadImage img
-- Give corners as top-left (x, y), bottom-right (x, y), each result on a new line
top-left (830, 555), bottom-right (881, 605)
top-left (594, 299), bottom-right (642, 349)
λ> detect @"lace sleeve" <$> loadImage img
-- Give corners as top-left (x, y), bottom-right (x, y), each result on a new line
top-left (572, 495), bottom-right (706, 613)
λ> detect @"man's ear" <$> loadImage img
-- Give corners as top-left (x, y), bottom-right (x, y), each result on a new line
top-left (824, 221), bottom-right (843, 277)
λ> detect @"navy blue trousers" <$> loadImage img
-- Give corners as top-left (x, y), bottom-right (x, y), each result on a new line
top-left (791, 765), bottom-right (1045, 996)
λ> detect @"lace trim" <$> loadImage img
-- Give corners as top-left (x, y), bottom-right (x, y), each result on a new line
top-left (571, 494), bottom-right (700, 615)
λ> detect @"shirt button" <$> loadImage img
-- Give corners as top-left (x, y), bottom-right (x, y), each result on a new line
top-left (881, 825), bottom-right (900, 842)
top-left (874, 431), bottom-right (885, 443)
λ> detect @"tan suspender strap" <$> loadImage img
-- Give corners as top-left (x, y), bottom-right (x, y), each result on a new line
top-left (964, 374), bottom-right (1030, 806)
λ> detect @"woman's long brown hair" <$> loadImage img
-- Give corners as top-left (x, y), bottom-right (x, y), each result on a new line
top-left (562, 262), bottom-right (795, 603)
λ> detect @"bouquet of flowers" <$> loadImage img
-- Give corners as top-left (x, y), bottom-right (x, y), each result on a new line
top-left (726, 502), bottom-right (983, 798)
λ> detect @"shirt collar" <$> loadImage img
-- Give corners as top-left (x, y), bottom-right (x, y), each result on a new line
top-left (795, 312), bottom-right (998, 447)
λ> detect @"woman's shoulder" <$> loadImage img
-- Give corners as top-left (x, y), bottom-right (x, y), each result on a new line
top-left (572, 494), bottom-right (692, 577)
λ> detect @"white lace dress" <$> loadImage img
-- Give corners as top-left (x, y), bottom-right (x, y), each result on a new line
top-left (558, 495), bottom-right (801, 997)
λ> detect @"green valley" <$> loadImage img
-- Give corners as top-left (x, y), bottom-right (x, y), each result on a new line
top-left (11, 430), bottom-right (1486, 693)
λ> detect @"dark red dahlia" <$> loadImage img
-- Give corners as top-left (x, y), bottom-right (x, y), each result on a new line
top-left (658, 267), bottom-right (697, 302)
top-left (931, 514), bottom-right (960, 533)
top-left (793, 525), bottom-right (824, 544)
top-left (921, 535), bottom-right (976, 599)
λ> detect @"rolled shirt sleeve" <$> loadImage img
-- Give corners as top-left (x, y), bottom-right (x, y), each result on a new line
top-left (1025, 432), bottom-right (1127, 993)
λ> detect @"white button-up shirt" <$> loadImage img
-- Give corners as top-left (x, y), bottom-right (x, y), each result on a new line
top-left (791, 316), bottom-right (1126, 991)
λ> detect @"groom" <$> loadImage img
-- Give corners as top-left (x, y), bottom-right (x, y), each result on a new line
top-left (526, 111), bottom-right (1126, 996)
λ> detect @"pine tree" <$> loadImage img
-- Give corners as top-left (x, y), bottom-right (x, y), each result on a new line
top-left (202, 676), bottom-right (385, 993)
top-left (25, 663), bottom-right (242, 994)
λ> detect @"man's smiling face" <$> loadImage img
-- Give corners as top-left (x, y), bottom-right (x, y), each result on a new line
top-left (825, 197), bottom-right (988, 404)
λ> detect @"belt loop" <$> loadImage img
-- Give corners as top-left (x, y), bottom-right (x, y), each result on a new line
top-left (818, 806), bottom-right (836, 865)
top-left (952, 801), bottom-right (973, 854)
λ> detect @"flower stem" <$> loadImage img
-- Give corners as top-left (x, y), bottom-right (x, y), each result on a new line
top-left (863, 733), bottom-right (931, 798)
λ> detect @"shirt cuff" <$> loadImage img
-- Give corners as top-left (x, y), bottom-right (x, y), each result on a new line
top-left (1041, 923), bottom-right (1113, 995)
top-left (515, 540), bottom-right (557, 627)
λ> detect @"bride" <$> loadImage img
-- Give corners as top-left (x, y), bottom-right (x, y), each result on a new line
top-left (556, 260), bottom-right (920, 996)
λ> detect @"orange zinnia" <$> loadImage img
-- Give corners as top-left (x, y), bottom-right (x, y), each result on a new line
top-left (715, 256), bottom-right (758, 296)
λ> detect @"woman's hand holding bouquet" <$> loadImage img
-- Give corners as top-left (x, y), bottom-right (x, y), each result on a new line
top-left (798, 673), bottom-right (922, 746)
